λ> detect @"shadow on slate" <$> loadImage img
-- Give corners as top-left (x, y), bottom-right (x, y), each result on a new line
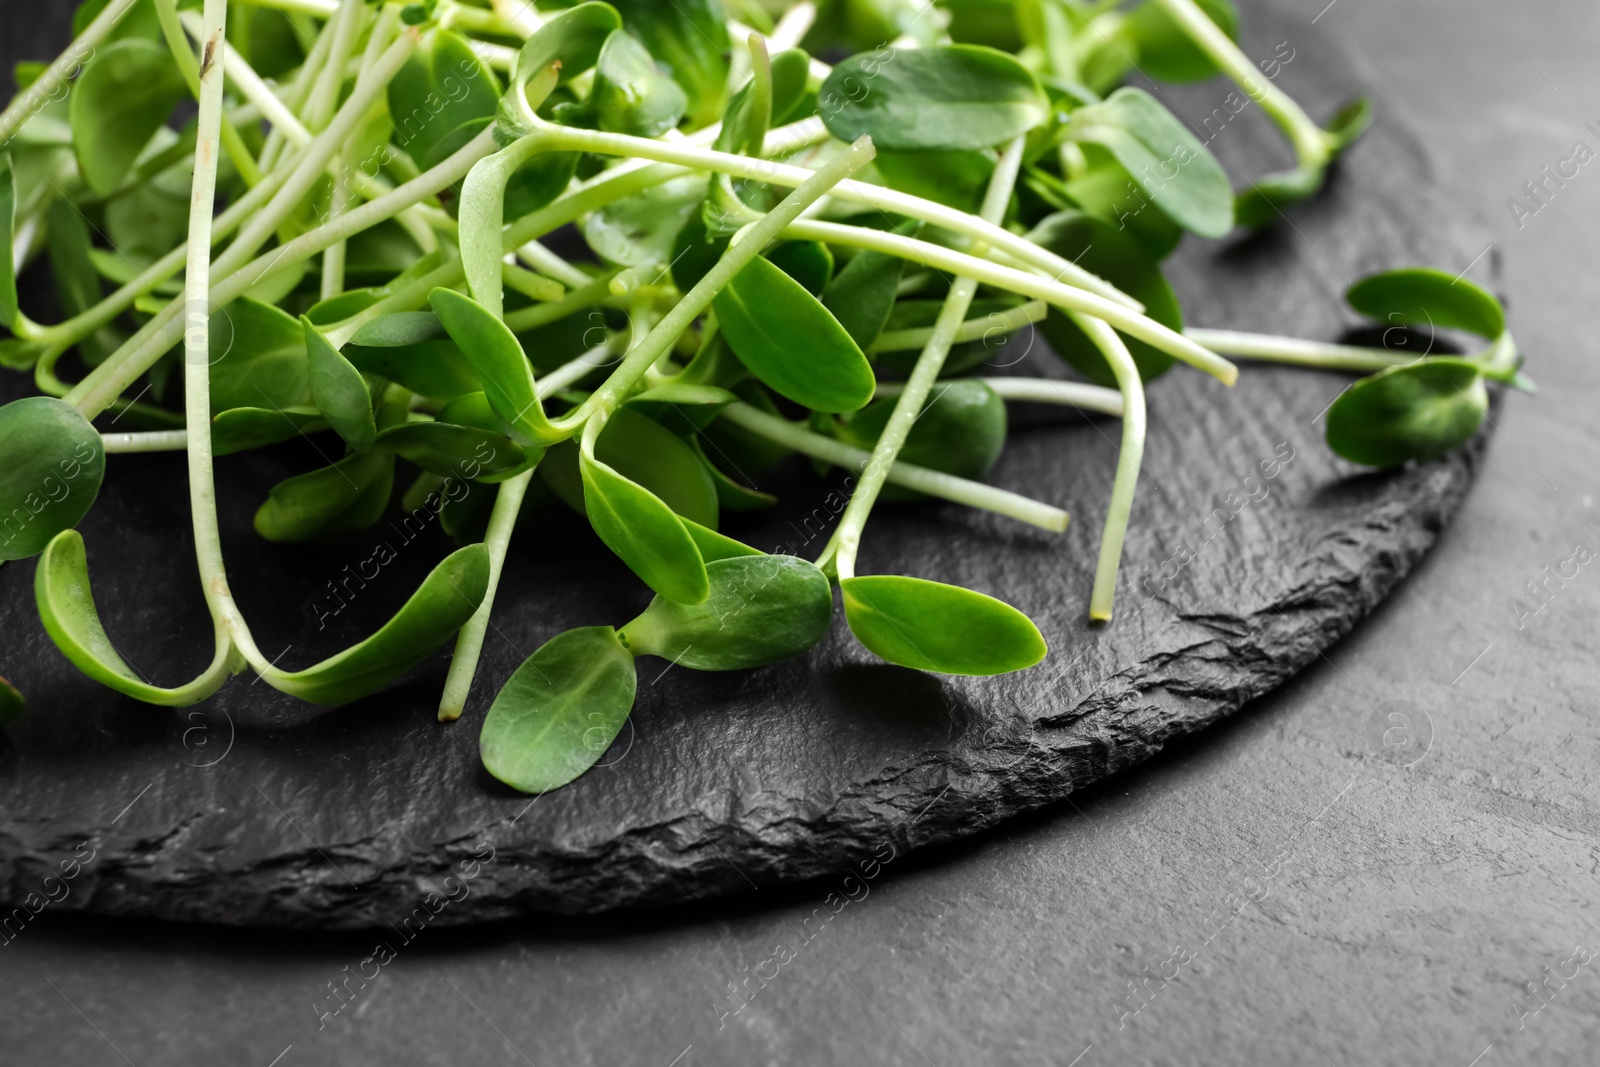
top-left (0, 8), bottom-right (1496, 928)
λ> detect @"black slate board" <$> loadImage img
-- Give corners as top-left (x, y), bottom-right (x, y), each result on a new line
top-left (0, 13), bottom-right (1493, 928)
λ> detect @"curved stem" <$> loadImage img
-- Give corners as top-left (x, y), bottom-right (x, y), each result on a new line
top-left (515, 121), bottom-right (1142, 310)
top-left (1153, 0), bottom-right (1331, 170)
top-left (1078, 314), bottom-right (1146, 623)
top-left (825, 135), bottom-right (1029, 580)
top-left (782, 218), bottom-right (1237, 385)
top-left (870, 300), bottom-right (1048, 353)
top-left (180, 0), bottom-right (256, 681)
top-left (877, 377), bottom-right (1125, 417)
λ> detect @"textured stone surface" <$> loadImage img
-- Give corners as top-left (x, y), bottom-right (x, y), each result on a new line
top-left (0, 4), bottom-right (1491, 930)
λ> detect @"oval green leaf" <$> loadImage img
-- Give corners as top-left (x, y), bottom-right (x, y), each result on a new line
top-left (211, 297), bottom-right (314, 414)
top-left (376, 421), bottom-right (531, 479)
top-left (1346, 268), bottom-right (1505, 341)
top-left (1325, 359), bottom-right (1489, 469)
top-left (429, 287), bottom-right (560, 444)
top-left (302, 318), bottom-right (377, 453)
top-left (388, 28), bottom-right (500, 167)
top-left (480, 625), bottom-right (637, 794)
top-left (713, 255), bottom-right (875, 414)
top-left (620, 555), bottom-right (832, 670)
top-left (589, 29), bottom-right (687, 137)
top-left (254, 450), bottom-right (395, 543)
top-left (1065, 87), bottom-right (1234, 238)
top-left (581, 449), bottom-right (708, 604)
top-left (820, 45), bottom-right (1048, 151)
top-left (69, 39), bottom-right (186, 196)
top-left (0, 397), bottom-right (105, 562)
top-left (345, 311), bottom-right (482, 402)
top-left (271, 544), bottom-right (490, 705)
top-left (35, 530), bottom-right (228, 706)
top-left (610, 0), bottom-right (729, 128)
top-left (841, 574), bottom-right (1047, 675)
top-left (211, 406), bottom-right (327, 456)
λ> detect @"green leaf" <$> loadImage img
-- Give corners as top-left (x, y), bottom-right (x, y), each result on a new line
top-left (429, 287), bottom-right (561, 445)
top-left (68, 39), bottom-right (186, 196)
top-left (48, 198), bottom-right (115, 364)
top-left (344, 311), bottom-right (482, 401)
top-left (611, 0), bottom-right (729, 128)
top-left (254, 450), bottom-right (396, 543)
top-left (1029, 210), bottom-right (1183, 385)
top-left (581, 446), bottom-right (708, 603)
top-left (35, 531), bottom-right (220, 706)
top-left (510, 1), bottom-right (620, 95)
top-left (375, 421), bottom-right (531, 479)
top-left (0, 154), bottom-right (15, 329)
top-left (388, 28), bottom-right (501, 167)
top-left (271, 544), bottom-right (490, 705)
top-left (821, 45), bottom-right (1047, 152)
top-left (713, 255), bottom-right (875, 414)
top-left (588, 29), bottom-right (687, 137)
top-left (210, 297), bottom-right (315, 414)
top-left (0, 397), bottom-right (105, 562)
top-left (210, 406), bottom-right (327, 456)
top-left (1065, 87), bottom-right (1234, 238)
top-left (822, 227), bottom-right (916, 350)
top-left (1123, 0), bottom-right (1241, 83)
top-left (583, 173), bottom-right (708, 268)
top-left (874, 149), bottom-right (996, 213)
top-left (1346, 268), bottom-right (1505, 341)
top-left (835, 380), bottom-right (1007, 500)
top-left (595, 406), bottom-right (718, 526)
top-left (302, 318), bottom-right (377, 453)
top-left (681, 516), bottom-right (763, 561)
top-left (841, 574), bottom-right (1047, 676)
top-left (0, 675), bottom-right (22, 725)
top-left (689, 441), bottom-right (777, 511)
top-left (1325, 359), bottom-right (1488, 469)
top-left (480, 625), bottom-right (637, 794)
top-left (765, 239), bottom-right (834, 296)
top-left (1045, 148), bottom-right (1183, 258)
top-left (620, 555), bottom-right (833, 669)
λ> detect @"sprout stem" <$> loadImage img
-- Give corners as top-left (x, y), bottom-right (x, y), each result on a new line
top-left (1079, 314), bottom-right (1146, 623)
top-left (825, 135), bottom-right (1030, 581)
top-left (1153, 0), bottom-right (1332, 170)
top-left (781, 218), bottom-right (1237, 385)
top-left (722, 404), bottom-right (1068, 532)
top-left (870, 301), bottom-right (1049, 353)
top-left (877, 377), bottom-right (1125, 417)
top-left (0, 0), bottom-right (142, 147)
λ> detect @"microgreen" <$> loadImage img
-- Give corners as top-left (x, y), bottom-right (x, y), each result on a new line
top-left (0, 0), bottom-right (1521, 794)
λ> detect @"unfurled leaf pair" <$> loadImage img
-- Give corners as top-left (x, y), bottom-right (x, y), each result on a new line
top-left (480, 553), bottom-right (831, 793)
top-left (1326, 269), bottom-right (1511, 468)
top-left (36, 531), bottom-right (490, 706)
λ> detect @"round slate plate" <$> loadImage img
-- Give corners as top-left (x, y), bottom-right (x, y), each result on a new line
top-left (0, 12), bottom-right (1493, 928)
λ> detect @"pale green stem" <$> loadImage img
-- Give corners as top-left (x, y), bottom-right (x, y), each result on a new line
top-left (782, 218), bottom-right (1238, 385)
top-left (1078, 314), bottom-right (1146, 624)
top-left (69, 123), bottom-right (492, 419)
top-left (0, 0), bottom-right (140, 147)
top-left (554, 135), bottom-right (879, 432)
top-left (877, 377), bottom-right (1125, 417)
top-left (152, 0), bottom-right (262, 185)
top-left (517, 240), bottom-right (596, 290)
top-left (179, 0), bottom-right (250, 695)
top-left (436, 469), bottom-right (531, 722)
top-left (825, 135), bottom-right (1028, 580)
top-left (870, 300), bottom-right (1049, 353)
top-left (502, 270), bottom-right (622, 332)
top-left (321, 151), bottom-right (351, 300)
top-left (1185, 328), bottom-right (1434, 372)
top-left (506, 122), bottom-right (1142, 310)
top-left (436, 134), bottom-right (880, 719)
top-left (721, 404), bottom-right (1068, 532)
top-left (101, 429), bottom-right (190, 453)
top-left (302, 0), bottom-right (365, 132)
top-left (502, 262), bottom-right (566, 303)
top-left (1153, 0), bottom-right (1332, 170)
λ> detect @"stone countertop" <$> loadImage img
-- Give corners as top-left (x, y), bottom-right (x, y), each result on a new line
top-left (1, 1), bottom-right (1597, 1064)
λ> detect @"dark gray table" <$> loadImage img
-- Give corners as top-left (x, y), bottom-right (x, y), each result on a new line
top-left (3, 1), bottom-right (1597, 1064)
